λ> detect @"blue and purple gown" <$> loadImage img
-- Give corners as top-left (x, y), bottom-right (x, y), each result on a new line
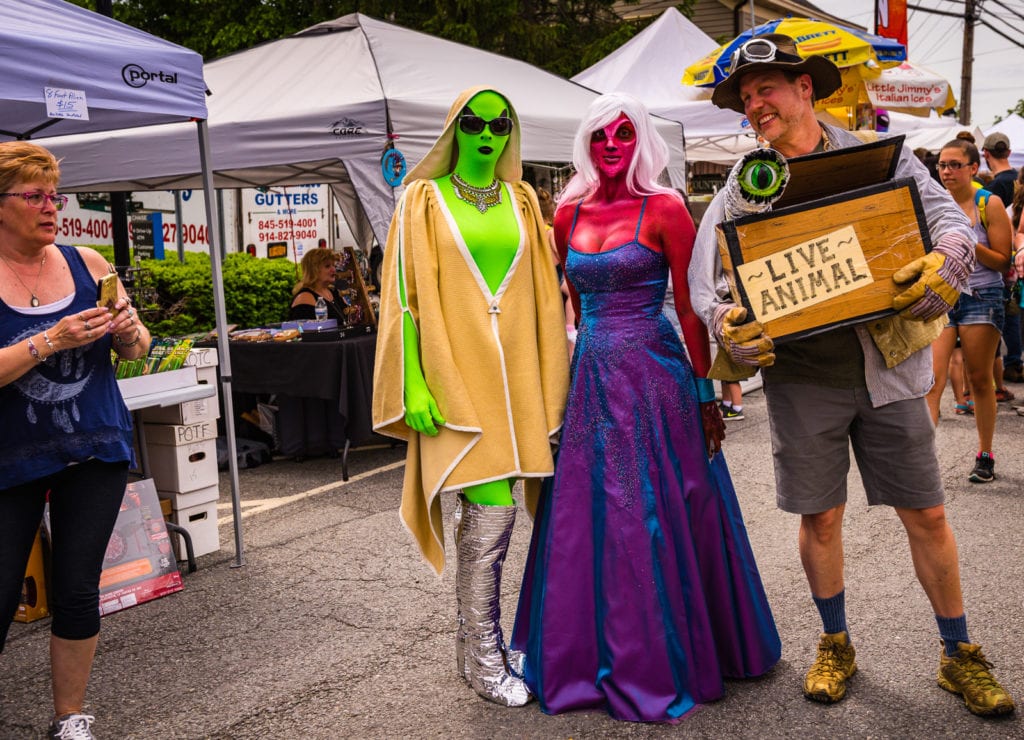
top-left (511, 198), bottom-right (780, 723)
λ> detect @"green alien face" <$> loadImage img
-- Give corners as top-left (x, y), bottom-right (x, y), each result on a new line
top-left (454, 90), bottom-right (512, 171)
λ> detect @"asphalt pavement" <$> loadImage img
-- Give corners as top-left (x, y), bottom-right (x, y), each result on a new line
top-left (2, 383), bottom-right (1022, 739)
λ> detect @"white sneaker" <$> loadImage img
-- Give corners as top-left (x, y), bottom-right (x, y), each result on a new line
top-left (48, 713), bottom-right (95, 740)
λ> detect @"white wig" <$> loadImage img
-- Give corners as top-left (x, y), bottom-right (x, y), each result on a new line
top-left (558, 92), bottom-right (679, 205)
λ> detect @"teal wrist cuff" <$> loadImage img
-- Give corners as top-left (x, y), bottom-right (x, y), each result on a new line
top-left (695, 377), bottom-right (716, 404)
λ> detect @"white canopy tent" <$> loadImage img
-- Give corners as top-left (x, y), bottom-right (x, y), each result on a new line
top-left (0, 0), bottom-right (247, 565)
top-left (572, 7), bottom-right (756, 166)
top-left (42, 13), bottom-right (687, 249)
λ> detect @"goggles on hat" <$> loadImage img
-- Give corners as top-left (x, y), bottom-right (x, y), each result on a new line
top-left (729, 37), bottom-right (801, 74)
top-left (458, 114), bottom-right (514, 137)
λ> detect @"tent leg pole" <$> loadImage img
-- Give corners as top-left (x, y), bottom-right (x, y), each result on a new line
top-left (196, 119), bottom-right (245, 568)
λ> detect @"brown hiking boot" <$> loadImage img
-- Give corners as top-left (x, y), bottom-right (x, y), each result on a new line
top-left (937, 642), bottom-right (1015, 716)
top-left (803, 631), bottom-right (857, 703)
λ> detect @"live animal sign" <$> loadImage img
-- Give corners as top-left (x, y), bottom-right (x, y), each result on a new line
top-left (736, 225), bottom-right (873, 324)
top-left (718, 178), bottom-right (931, 343)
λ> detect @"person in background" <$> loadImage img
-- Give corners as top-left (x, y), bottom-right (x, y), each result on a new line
top-left (981, 133), bottom-right (1023, 384)
top-left (690, 34), bottom-right (1014, 716)
top-left (513, 92), bottom-right (779, 724)
top-left (925, 137), bottom-right (1013, 482)
top-left (720, 378), bottom-right (744, 420)
top-left (289, 248), bottom-right (345, 322)
top-left (536, 186), bottom-right (576, 342)
top-left (981, 132), bottom-right (1017, 205)
top-left (372, 87), bottom-right (568, 707)
top-left (0, 141), bottom-right (151, 740)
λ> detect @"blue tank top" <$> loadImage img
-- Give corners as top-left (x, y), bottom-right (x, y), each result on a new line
top-left (0, 246), bottom-right (134, 488)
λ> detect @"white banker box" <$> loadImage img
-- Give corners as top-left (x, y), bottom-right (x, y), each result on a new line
top-left (147, 438), bottom-right (218, 493)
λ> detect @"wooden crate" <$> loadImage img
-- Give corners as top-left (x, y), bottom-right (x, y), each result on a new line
top-left (717, 178), bottom-right (931, 343)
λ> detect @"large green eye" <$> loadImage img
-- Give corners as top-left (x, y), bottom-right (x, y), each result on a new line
top-left (736, 149), bottom-right (789, 204)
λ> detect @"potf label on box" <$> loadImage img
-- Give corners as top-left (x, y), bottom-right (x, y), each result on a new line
top-left (735, 225), bottom-right (873, 324)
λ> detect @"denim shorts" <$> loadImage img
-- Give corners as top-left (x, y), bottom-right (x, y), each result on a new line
top-left (948, 285), bottom-right (1005, 329)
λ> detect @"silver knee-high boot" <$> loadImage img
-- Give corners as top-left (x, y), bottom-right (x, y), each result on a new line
top-left (454, 497), bottom-right (531, 706)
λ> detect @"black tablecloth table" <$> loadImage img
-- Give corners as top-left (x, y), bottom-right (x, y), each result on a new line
top-left (208, 334), bottom-right (379, 477)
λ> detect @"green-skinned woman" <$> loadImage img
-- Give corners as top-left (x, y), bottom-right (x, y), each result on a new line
top-left (372, 87), bottom-right (569, 706)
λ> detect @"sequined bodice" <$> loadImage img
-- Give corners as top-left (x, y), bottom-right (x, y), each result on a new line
top-left (565, 198), bottom-right (669, 326)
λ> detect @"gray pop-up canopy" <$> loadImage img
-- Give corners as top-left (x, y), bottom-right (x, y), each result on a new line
top-left (0, 0), bottom-right (246, 565)
top-left (40, 12), bottom-right (687, 250)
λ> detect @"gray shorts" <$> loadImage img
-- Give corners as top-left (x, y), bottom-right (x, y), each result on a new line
top-left (765, 383), bottom-right (945, 514)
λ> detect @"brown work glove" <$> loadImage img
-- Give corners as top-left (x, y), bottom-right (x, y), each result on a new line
top-left (712, 304), bottom-right (775, 367)
top-left (892, 233), bottom-right (972, 321)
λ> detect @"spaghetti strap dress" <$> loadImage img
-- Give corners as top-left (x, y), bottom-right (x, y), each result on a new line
top-left (511, 198), bottom-right (781, 723)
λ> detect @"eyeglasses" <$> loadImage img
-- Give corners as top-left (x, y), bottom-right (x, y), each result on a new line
top-left (936, 161), bottom-right (966, 171)
top-left (0, 191), bottom-right (69, 210)
top-left (458, 115), bottom-right (514, 137)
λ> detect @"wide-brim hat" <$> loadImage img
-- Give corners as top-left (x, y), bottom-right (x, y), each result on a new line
top-left (711, 33), bottom-right (842, 114)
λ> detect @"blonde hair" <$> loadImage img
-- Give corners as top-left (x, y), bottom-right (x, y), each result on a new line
top-left (0, 141), bottom-right (61, 193)
top-left (536, 187), bottom-right (555, 225)
top-left (292, 249), bottom-right (337, 295)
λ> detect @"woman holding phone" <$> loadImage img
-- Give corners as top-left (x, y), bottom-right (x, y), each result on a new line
top-left (0, 141), bottom-right (150, 740)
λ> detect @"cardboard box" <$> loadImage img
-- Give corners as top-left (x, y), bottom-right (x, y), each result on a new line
top-left (14, 528), bottom-right (49, 623)
top-left (159, 483), bottom-right (220, 512)
top-left (139, 392), bottom-right (220, 425)
top-left (147, 438), bottom-right (218, 493)
top-left (143, 420), bottom-right (218, 446)
top-left (184, 346), bottom-right (219, 369)
top-left (716, 138), bottom-right (930, 343)
top-left (117, 366), bottom-right (198, 400)
top-left (171, 500), bottom-right (220, 559)
top-left (97, 478), bottom-right (183, 616)
top-left (195, 365), bottom-right (219, 388)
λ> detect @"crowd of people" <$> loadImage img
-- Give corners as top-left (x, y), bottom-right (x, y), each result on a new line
top-left (4, 31), bottom-right (1022, 739)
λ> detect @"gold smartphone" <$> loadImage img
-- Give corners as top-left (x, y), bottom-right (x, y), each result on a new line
top-left (96, 272), bottom-right (120, 316)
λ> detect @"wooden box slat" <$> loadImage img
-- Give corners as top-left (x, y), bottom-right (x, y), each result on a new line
top-left (717, 178), bottom-right (931, 343)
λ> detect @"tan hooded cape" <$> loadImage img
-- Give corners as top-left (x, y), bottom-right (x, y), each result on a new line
top-left (372, 87), bottom-right (569, 574)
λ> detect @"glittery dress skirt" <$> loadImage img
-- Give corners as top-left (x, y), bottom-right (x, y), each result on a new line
top-left (511, 240), bottom-right (780, 723)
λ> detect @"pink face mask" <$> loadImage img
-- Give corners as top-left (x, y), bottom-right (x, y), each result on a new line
top-left (589, 114), bottom-right (637, 180)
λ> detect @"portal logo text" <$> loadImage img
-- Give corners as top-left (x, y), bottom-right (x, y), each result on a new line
top-left (122, 64), bottom-right (179, 88)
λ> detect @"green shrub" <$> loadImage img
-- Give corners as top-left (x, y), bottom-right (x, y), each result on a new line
top-left (139, 253), bottom-right (298, 337)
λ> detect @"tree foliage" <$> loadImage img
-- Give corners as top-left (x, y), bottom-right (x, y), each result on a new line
top-left (66, 0), bottom-right (685, 79)
top-left (994, 99), bottom-right (1024, 124)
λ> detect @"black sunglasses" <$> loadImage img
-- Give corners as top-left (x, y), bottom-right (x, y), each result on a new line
top-left (458, 114), bottom-right (514, 137)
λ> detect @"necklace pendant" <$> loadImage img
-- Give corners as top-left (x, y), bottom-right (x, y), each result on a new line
top-left (30, 295), bottom-right (39, 308)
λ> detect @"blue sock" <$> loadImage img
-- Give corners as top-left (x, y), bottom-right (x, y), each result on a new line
top-left (936, 614), bottom-right (970, 656)
top-left (812, 590), bottom-right (848, 635)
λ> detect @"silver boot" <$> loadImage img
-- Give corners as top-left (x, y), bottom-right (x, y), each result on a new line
top-left (455, 499), bottom-right (532, 706)
top-left (453, 494), bottom-right (468, 680)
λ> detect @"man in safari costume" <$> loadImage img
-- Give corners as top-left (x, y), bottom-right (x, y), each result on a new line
top-left (688, 34), bottom-right (1014, 716)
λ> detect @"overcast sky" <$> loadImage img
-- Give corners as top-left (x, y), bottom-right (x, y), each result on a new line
top-left (807, 0), bottom-right (1023, 127)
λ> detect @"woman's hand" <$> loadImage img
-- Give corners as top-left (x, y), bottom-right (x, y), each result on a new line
top-left (700, 400), bottom-right (725, 458)
top-left (46, 305), bottom-right (113, 351)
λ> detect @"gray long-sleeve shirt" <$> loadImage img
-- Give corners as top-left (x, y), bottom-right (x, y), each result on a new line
top-left (688, 124), bottom-right (975, 407)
